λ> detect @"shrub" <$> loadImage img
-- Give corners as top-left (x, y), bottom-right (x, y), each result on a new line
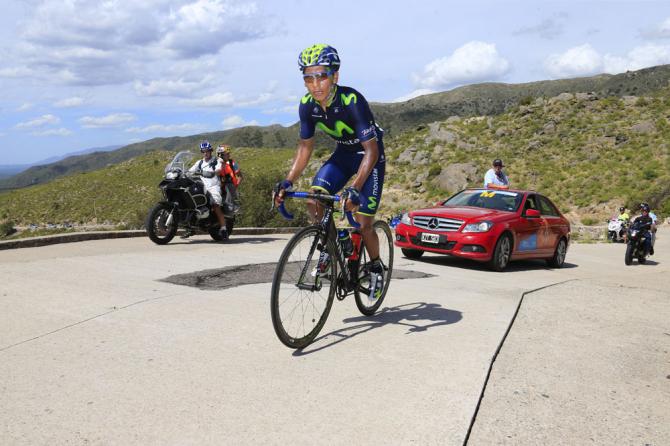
top-left (580, 217), bottom-right (598, 226)
top-left (0, 221), bottom-right (16, 237)
top-left (428, 164), bottom-right (442, 178)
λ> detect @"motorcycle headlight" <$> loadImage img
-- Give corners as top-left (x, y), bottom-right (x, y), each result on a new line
top-left (630, 230), bottom-right (638, 237)
top-left (401, 212), bottom-right (412, 226)
top-left (166, 171), bottom-right (179, 180)
top-left (462, 221), bottom-right (494, 233)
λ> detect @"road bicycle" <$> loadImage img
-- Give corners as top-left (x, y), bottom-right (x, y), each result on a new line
top-left (270, 191), bottom-right (394, 349)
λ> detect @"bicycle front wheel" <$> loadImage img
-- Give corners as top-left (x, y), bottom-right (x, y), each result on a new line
top-left (271, 226), bottom-right (337, 349)
top-left (354, 220), bottom-right (394, 316)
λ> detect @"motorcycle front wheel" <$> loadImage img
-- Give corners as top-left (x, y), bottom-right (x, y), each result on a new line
top-left (624, 243), bottom-right (634, 265)
top-left (146, 203), bottom-right (178, 245)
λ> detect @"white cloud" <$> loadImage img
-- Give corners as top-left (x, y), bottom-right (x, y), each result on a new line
top-left (17, 103), bottom-right (33, 112)
top-left (183, 91), bottom-right (236, 107)
top-left (392, 89), bottom-right (435, 103)
top-left (125, 123), bottom-right (206, 133)
top-left (54, 97), bottom-right (85, 108)
top-left (544, 44), bottom-right (602, 78)
top-left (134, 77), bottom-right (213, 97)
top-left (544, 43), bottom-right (670, 78)
top-left (79, 113), bottom-right (136, 128)
top-left (513, 13), bottom-right (568, 40)
top-left (15, 114), bottom-right (60, 129)
top-left (221, 115), bottom-right (258, 130)
top-left (414, 41), bottom-right (510, 90)
top-left (262, 105), bottom-right (297, 114)
top-left (641, 16), bottom-right (670, 39)
top-left (33, 127), bottom-right (73, 137)
top-left (4, 0), bottom-right (273, 87)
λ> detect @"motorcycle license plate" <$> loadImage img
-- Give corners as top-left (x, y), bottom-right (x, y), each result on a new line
top-left (421, 233), bottom-right (440, 244)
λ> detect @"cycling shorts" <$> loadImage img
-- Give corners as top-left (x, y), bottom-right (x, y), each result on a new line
top-left (311, 145), bottom-right (385, 216)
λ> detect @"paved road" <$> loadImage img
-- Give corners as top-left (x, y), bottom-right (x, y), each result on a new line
top-left (1, 229), bottom-right (668, 445)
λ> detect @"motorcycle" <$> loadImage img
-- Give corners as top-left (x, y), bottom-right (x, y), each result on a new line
top-left (624, 220), bottom-right (650, 265)
top-left (145, 151), bottom-right (235, 245)
top-left (607, 218), bottom-right (628, 242)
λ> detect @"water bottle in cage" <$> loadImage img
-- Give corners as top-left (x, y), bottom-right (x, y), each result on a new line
top-left (338, 229), bottom-right (353, 257)
top-left (349, 230), bottom-right (362, 260)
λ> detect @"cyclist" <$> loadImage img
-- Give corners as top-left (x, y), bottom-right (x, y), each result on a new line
top-left (189, 141), bottom-right (229, 240)
top-left (274, 44), bottom-right (386, 301)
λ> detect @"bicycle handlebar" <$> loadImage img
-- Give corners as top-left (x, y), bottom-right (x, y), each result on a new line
top-left (277, 191), bottom-right (360, 228)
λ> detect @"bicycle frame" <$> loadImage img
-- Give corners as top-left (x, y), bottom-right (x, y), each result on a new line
top-left (275, 191), bottom-right (362, 297)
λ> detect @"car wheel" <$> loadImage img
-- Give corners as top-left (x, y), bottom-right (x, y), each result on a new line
top-left (547, 238), bottom-right (567, 268)
top-left (401, 248), bottom-right (424, 260)
top-left (489, 233), bottom-right (512, 271)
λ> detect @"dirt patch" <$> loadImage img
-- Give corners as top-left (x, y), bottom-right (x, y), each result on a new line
top-left (161, 262), bottom-right (435, 290)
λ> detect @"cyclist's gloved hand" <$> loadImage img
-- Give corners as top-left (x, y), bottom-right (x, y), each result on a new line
top-left (273, 179), bottom-right (293, 205)
top-left (343, 186), bottom-right (361, 210)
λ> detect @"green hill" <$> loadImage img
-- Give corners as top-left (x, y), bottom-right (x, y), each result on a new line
top-left (3, 64), bottom-right (670, 190)
top-left (380, 90), bottom-right (670, 222)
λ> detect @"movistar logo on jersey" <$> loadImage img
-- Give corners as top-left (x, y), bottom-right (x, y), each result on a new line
top-left (316, 120), bottom-right (354, 138)
top-left (341, 93), bottom-right (357, 106)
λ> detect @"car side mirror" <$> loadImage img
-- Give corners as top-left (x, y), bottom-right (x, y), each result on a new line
top-left (525, 209), bottom-right (541, 218)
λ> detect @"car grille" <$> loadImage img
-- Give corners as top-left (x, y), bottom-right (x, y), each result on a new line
top-left (413, 216), bottom-right (464, 232)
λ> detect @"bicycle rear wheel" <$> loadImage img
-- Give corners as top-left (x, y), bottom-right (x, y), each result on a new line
top-left (354, 220), bottom-right (394, 316)
top-left (271, 226), bottom-right (337, 348)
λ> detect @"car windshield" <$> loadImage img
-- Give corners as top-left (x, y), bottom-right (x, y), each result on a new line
top-left (442, 189), bottom-right (522, 212)
top-left (165, 151), bottom-right (196, 173)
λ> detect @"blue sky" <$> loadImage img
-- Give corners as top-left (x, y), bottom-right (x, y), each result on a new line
top-left (2, 0), bottom-right (670, 164)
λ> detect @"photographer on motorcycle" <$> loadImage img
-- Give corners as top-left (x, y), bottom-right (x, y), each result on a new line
top-left (217, 145), bottom-right (242, 215)
top-left (189, 141), bottom-right (229, 240)
top-left (631, 203), bottom-right (655, 256)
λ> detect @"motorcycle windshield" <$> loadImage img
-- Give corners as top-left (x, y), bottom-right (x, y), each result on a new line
top-left (165, 151), bottom-right (196, 174)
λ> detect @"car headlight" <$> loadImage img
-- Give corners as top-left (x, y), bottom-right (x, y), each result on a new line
top-left (401, 213), bottom-right (412, 225)
top-left (462, 221), bottom-right (493, 233)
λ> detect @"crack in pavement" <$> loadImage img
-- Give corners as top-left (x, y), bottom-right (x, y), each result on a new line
top-left (0, 291), bottom-right (189, 354)
top-left (462, 278), bottom-right (579, 446)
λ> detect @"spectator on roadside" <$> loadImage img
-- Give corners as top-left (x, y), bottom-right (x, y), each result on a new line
top-left (484, 159), bottom-right (510, 190)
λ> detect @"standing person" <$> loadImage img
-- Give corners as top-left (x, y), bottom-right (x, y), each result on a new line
top-left (273, 44), bottom-right (386, 301)
top-left (484, 159), bottom-right (510, 190)
top-left (217, 145), bottom-right (242, 214)
top-left (189, 141), bottom-right (229, 240)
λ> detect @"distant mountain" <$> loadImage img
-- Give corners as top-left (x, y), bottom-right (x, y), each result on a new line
top-left (0, 144), bottom-right (122, 185)
top-left (2, 64), bottom-right (670, 190)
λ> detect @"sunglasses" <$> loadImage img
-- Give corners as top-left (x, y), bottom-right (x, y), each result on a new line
top-left (303, 70), bottom-right (333, 83)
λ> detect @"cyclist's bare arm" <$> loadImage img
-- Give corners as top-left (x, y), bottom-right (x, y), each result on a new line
top-left (287, 137), bottom-right (315, 184)
top-left (274, 138), bottom-right (315, 206)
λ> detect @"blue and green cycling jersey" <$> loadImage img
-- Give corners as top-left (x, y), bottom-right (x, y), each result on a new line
top-left (299, 85), bottom-right (384, 151)
top-left (299, 85), bottom-right (385, 215)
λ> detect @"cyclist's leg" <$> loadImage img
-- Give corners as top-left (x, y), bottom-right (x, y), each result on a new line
top-left (308, 149), bottom-right (349, 223)
top-left (357, 151), bottom-right (385, 259)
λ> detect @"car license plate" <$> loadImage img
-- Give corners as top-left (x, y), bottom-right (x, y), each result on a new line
top-left (421, 233), bottom-right (440, 244)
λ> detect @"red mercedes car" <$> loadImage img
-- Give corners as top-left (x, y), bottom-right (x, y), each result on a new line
top-left (394, 188), bottom-right (571, 271)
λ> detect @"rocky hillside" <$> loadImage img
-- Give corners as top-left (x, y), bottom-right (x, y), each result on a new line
top-left (381, 90), bottom-right (670, 223)
top-left (3, 64), bottom-right (670, 190)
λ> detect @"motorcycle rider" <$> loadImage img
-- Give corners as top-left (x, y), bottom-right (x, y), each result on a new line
top-left (631, 203), bottom-right (655, 256)
top-left (616, 206), bottom-right (630, 222)
top-left (189, 141), bottom-right (229, 240)
top-left (217, 144), bottom-right (242, 214)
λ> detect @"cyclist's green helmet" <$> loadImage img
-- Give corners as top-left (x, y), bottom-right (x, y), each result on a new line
top-left (298, 44), bottom-right (340, 72)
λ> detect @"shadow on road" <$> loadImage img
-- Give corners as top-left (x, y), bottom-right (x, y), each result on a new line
top-left (293, 302), bottom-right (462, 356)
top-left (409, 254), bottom-right (578, 272)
